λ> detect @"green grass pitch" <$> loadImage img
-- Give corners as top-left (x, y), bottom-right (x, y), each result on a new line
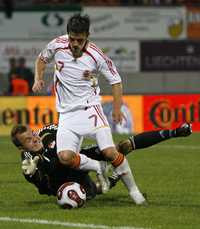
top-left (0, 133), bottom-right (200, 229)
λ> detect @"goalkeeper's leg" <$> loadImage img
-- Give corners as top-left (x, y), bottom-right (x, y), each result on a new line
top-left (117, 123), bottom-right (192, 155)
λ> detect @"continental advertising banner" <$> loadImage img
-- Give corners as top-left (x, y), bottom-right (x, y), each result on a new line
top-left (143, 94), bottom-right (200, 131)
top-left (0, 96), bottom-right (58, 136)
top-left (141, 41), bottom-right (200, 71)
top-left (0, 96), bottom-right (143, 136)
top-left (0, 97), bottom-right (27, 135)
top-left (0, 40), bottom-right (139, 73)
top-left (187, 6), bottom-right (200, 39)
top-left (27, 97), bottom-right (58, 130)
top-left (0, 7), bottom-right (186, 40)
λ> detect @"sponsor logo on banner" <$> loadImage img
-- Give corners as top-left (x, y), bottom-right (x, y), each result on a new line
top-left (0, 7), bottom-right (186, 39)
top-left (84, 7), bottom-right (186, 39)
top-left (187, 6), bottom-right (200, 39)
top-left (0, 40), bottom-right (139, 73)
top-left (0, 97), bottom-right (27, 135)
top-left (41, 13), bottom-right (64, 27)
top-left (141, 41), bottom-right (200, 71)
top-left (0, 96), bottom-right (143, 136)
top-left (27, 97), bottom-right (59, 130)
top-left (0, 41), bottom-right (46, 72)
top-left (94, 40), bottom-right (139, 72)
top-left (102, 96), bottom-right (143, 134)
top-left (0, 12), bottom-right (74, 39)
top-left (0, 97), bottom-right (58, 136)
top-left (143, 94), bottom-right (200, 131)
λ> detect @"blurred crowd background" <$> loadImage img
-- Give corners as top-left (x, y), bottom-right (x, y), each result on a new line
top-left (0, 0), bottom-right (200, 96)
top-left (1, 0), bottom-right (200, 9)
top-left (0, 0), bottom-right (200, 132)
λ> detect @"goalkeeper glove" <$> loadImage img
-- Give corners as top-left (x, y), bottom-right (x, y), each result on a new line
top-left (21, 156), bottom-right (40, 176)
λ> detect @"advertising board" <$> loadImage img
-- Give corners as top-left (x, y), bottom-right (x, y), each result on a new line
top-left (187, 6), bottom-right (200, 39)
top-left (141, 41), bottom-right (200, 71)
top-left (143, 94), bottom-right (200, 131)
top-left (0, 95), bottom-right (143, 136)
top-left (0, 40), bottom-right (139, 73)
top-left (0, 7), bottom-right (186, 40)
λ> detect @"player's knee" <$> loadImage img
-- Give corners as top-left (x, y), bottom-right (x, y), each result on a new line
top-left (101, 146), bottom-right (117, 161)
top-left (117, 139), bottom-right (132, 155)
top-left (58, 150), bottom-right (75, 165)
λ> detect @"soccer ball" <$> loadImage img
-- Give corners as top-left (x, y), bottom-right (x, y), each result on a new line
top-left (57, 182), bottom-right (86, 209)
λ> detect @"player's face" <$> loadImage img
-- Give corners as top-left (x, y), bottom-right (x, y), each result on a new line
top-left (68, 32), bottom-right (88, 58)
top-left (17, 127), bottom-right (43, 152)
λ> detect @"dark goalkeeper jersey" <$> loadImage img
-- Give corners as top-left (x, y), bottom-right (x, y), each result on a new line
top-left (21, 124), bottom-right (103, 199)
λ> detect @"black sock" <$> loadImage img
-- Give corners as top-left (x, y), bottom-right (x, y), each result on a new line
top-left (160, 129), bottom-right (177, 138)
top-left (131, 130), bottom-right (173, 150)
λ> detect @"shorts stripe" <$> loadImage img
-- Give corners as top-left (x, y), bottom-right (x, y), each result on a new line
top-left (93, 105), bottom-right (107, 126)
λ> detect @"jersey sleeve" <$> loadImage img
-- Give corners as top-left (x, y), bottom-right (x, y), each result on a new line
top-left (21, 150), bottom-right (58, 196)
top-left (37, 152), bottom-right (60, 175)
top-left (88, 43), bottom-right (122, 85)
top-left (39, 38), bottom-right (57, 63)
top-left (23, 170), bottom-right (54, 196)
top-left (38, 35), bottom-right (68, 63)
top-left (37, 124), bottom-right (57, 148)
top-left (21, 151), bottom-right (54, 195)
top-left (21, 151), bottom-right (34, 161)
top-left (98, 57), bottom-right (122, 85)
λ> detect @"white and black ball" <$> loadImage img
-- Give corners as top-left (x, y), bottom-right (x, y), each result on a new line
top-left (57, 182), bottom-right (86, 209)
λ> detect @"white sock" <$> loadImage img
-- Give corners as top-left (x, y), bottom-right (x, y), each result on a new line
top-left (78, 154), bottom-right (101, 174)
top-left (114, 158), bottom-right (146, 204)
top-left (114, 158), bottom-right (140, 193)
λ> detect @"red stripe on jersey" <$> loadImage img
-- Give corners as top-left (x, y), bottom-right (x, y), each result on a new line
top-left (89, 44), bottom-right (116, 75)
top-left (55, 37), bottom-right (68, 44)
top-left (85, 50), bottom-right (97, 65)
top-left (54, 76), bottom-right (61, 104)
top-left (55, 47), bottom-right (69, 52)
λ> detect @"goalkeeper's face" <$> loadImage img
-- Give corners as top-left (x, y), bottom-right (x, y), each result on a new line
top-left (16, 127), bottom-right (43, 152)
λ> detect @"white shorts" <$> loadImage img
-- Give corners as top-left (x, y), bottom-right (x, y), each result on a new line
top-left (57, 104), bottom-right (115, 153)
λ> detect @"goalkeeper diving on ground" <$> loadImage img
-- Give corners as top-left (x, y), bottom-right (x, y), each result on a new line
top-left (11, 123), bottom-right (192, 205)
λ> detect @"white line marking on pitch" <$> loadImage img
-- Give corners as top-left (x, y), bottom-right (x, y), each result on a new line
top-left (154, 145), bottom-right (200, 150)
top-left (0, 216), bottom-right (152, 229)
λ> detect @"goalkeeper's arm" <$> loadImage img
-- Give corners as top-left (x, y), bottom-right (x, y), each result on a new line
top-left (22, 156), bottom-right (55, 196)
top-left (24, 170), bottom-right (55, 196)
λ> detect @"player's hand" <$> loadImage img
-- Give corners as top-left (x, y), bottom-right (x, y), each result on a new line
top-left (112, 110), bottom-right (125, 124)
top-left (32, 80), bottom-right (45, 92)
top-left (21, 156), bottom-right (40, 176)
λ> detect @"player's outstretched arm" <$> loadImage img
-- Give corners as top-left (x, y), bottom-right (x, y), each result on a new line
top-left (32, 57), bottom-right (46, 92)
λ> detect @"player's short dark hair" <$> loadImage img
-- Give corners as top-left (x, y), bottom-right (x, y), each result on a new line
top-left (67, 13), bottom-right (90, 34)
top-left (11, 125), bottom-right (28, 147)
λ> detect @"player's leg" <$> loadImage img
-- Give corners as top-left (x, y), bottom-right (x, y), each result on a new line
top-left (80, 145), bottom-right (105, 161)
top-left (117, 123), bottom-right (192, 155)
top-left (96, 127), bottom-right (146, 205)
top-left (85, 123), bottom-right (192, 192)
top-left (57, 129), bottom-right (104, 172)
top-left (56, 124), bottom-right (108, 192)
